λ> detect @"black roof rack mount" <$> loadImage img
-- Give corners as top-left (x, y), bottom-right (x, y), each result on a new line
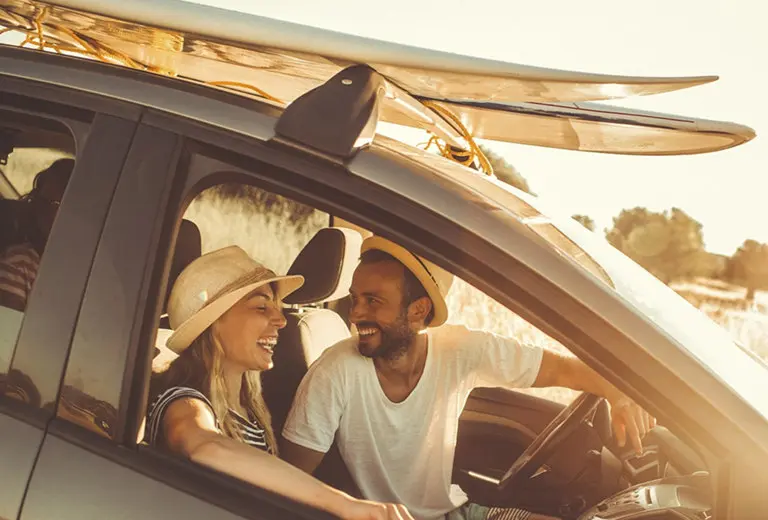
top-left (274, 64), bottom-right (471, 162)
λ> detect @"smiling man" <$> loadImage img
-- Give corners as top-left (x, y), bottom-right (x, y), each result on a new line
top-left (282, 236), bottom-right (654, 520)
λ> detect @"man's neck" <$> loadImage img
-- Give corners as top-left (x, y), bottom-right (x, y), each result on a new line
top-left (373, 332), bottom-right (428, 403)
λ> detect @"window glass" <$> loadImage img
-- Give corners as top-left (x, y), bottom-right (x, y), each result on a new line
top-left (2, 148), bottom-right (73, 196)
top-left (0, 124), bottom-right (75, 388)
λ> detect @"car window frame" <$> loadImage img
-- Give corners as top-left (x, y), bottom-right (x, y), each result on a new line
top-left (0, 75), bottom-right (140, 427)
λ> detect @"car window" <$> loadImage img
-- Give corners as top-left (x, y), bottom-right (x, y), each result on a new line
top-left (1, 148), bottom-right (73, 196)
top-left (0, 122), bottom-right (76, 396)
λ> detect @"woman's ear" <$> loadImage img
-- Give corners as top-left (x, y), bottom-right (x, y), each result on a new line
top-left (407, 296), bottom-right (432, 325)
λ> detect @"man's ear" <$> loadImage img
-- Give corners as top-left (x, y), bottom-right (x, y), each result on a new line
top-left (407, 296), bottom-right (432, 325)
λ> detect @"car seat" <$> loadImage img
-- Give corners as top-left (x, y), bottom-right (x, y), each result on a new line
top-left (154, 219), bottom-right (202, 371)
top-left (261, 227), bottom-right (362, 435)
top-left (261, 226), bottom-right (362, 495)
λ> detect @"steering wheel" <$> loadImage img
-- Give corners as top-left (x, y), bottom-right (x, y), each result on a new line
top-left (497, 392), bottom-right (603, 491)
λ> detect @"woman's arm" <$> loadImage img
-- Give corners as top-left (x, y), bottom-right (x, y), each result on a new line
top-left (162, 397), bottom-right (411, 520)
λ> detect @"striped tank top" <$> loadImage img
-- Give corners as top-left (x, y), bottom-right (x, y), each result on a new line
top-left (146, 386), bottom-right (271, 453)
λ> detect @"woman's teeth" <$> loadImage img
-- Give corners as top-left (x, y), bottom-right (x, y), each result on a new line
top-left (257, 337), bottom-right (277, 353)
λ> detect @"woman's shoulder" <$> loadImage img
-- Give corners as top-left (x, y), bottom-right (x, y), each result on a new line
top-left (150, 386), bottom-right (211, 410)
top-left (146, 386), bottom-right (214, 445)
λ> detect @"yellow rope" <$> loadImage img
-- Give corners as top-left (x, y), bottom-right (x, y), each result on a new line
top-left (33, 6), bottom-right (48, 51)
top-left (421, 100), bottom-right (493, 176)
top-left (0, 5), bottom-right (282, 102)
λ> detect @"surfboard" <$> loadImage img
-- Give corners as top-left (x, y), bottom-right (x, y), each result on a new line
top-left (0, 0), bottom-right (755, 155)
top-left (1, 0), bottom-right (717, 104)
top-left (403, 100), bottom-right (757, 155)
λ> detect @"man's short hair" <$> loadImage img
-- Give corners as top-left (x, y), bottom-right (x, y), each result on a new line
top-left (359, 249), bottom-right (435, 324)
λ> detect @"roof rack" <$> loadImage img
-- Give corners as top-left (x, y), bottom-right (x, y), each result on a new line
top-left (274, 64), bottom-right (490, 172)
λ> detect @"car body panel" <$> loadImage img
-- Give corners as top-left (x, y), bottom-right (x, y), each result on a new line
top-left (0, 409), bottom-right (44, 520)
top-left (19, 433), bottom-right (248, 520)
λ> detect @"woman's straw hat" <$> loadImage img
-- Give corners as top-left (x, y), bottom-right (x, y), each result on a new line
top-left (166, 246), bottom-right (304, 353)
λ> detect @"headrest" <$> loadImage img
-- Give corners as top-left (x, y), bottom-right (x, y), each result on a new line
top-left (163, 219), bottom-right (202, 312)
top-left (284, 227), bottom-right (362, 305)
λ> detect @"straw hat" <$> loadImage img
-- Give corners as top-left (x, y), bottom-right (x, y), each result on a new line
top-left (360, 236), bottom-right (454, 327)
top-left (166, 246), bottom-right (304, 353)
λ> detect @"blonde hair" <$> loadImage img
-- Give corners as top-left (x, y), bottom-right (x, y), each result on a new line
top-left (151, 326), bottom-right (278, 454)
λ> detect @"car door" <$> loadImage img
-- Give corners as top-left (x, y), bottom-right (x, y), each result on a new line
top-left (0, 71), bottom-right (138, 520)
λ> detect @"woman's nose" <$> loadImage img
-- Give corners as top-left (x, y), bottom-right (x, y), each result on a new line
top-left (272, 309), bottom-right (287, 329)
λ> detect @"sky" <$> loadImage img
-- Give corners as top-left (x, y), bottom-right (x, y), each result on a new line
top-left (187, 0), bottom-right (766, 256)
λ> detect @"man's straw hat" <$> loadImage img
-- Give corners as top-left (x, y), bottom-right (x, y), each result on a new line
top-left (361, 236), bottom-right (454, 327)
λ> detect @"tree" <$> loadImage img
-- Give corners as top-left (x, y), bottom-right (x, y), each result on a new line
top-left (605, 207), bottom-right (709, 284)
top-left (728, 239), bottom-right (768, 301)
top-left (478, 145), bottom-right (533, 195)
top-left (572, 214), bottom-right (595, 231)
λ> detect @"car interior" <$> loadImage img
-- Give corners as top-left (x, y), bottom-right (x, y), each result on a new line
top-left (0, 109), bottom-right (715, 520)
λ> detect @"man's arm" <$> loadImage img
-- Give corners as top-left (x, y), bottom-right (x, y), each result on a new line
top-left (533, 349), bottom-right (655, 454)
top-left (280, 438), bottom-right (327, 475)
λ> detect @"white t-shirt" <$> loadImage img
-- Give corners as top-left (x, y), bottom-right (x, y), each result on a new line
top-left (283, 324), bottom-right (543, 520)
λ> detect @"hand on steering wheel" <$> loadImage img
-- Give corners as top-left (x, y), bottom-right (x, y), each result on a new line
top-left (608, 395), bottom-right (656, 455)
top-left (497, 393), bottom-right (603, 491)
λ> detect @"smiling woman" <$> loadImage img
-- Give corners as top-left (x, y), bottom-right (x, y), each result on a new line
top-left (147, 246), bottom-right (302, 452)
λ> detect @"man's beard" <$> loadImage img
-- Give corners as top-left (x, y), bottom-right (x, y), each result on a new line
top-left (357, 309), bottom-right (416, 361)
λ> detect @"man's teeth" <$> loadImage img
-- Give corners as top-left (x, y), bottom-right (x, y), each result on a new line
top-left (358, 327), bottom-right (378, 337)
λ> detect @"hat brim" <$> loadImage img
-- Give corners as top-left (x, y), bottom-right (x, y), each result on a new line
top-left (166, 274), bottom-right (304, 354)
top-left (361, 237), bottom-right (447, 327)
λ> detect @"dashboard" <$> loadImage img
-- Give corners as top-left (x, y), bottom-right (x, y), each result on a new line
top-left (578, 474), bottom-right (711, 520)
